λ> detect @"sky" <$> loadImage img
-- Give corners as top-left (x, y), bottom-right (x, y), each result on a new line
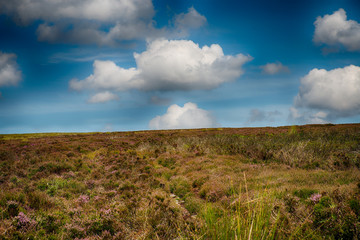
top-left (1, 0), bottom-right (360, 133)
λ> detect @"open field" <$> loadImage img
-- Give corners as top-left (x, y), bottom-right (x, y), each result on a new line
top-left (0, 124), bottom-right (360, 239)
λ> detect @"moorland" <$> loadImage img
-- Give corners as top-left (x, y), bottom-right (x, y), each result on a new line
top-left (0, 124), bottom-right (360, 239)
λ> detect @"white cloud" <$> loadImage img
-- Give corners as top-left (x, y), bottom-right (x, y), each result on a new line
top-left (291, 65), bottom-right (360, 123)
top-left (313, 8), bottom-right (360, 51)
top-left (173, 7), bottom-right (207, 37)
top-left (87, 91), bottom-right (119, 103)
top-left (149, 102), bottom-right (218, 130)
top-left (0, 0), bottom-right (206, 46)
top-left (0, 0), bottom-right (155, 46)
top-left (0, 0), bottom-right (154, 24)
top-left (0, 52), bottom-right (21, 87)
top-left (70, 39), bottom-right (252, 92)
top-left (295, 65), bottom-right (360, 113)
top-left (69, 60), bottom-right (139, 91)
top-left (260, 62), bottom-right (289, 75)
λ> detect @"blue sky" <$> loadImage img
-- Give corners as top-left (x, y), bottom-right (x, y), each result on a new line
top-left (1, 0), bottom-right (360, 133)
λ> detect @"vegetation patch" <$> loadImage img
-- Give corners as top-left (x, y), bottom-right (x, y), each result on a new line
top-left (0, 124), bottom-right (359, 239)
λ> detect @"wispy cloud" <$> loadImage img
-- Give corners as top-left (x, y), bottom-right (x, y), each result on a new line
top-left (247, 109), bottom-right (282, 123)
top-left (149, 96), bottom-right (172, 106)
top-left (87, 91), bottom-right (119, 103)
top-left (260, 62), bottom-right (289, 75)
top-left (49, 50), bottom-right (131, 63)
top-left (172, 7), bottom-right (207, 37)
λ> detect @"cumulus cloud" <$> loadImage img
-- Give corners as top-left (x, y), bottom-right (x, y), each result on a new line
top-left (87, 91), bottom-right (119, 103)
top-left (70, 39), bottom-right (252, 93)
top-left (0, 0), bottom-right (155, 24)
top-left (0, 52), bottom-right (22, 87)
top-left (149, 102), bottom-right (218, 130)
top-left (291, 65), bottom-right (360, 123)
top-left (260, 62), bottom-right (289, 75)
top-left (295, 65), bottom-right (360, 113)
top-left (0, 0), bottom-right (155, 45)
top-left (0, 0), bottom-right (207, 46)
top-left (313, 8), bottom-right (360, 52)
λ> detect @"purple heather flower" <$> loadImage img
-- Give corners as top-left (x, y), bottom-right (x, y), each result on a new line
top-left (16, 212), bottom-right (36, 230)
top-left (309, 193), bottom-right (322, 203)
top-left (102, 208), bottom-right (112, 215)
top-left (77, 195), bottom-right (90, 204)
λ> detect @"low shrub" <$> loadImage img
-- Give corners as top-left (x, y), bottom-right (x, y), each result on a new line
top-left (27, 190), bottom-right (53, 210)
top-left (313, 195), bottom-right (359, 239)
top-left (170, 176), bottom-right (191, 199)
top-left (184, 196), bottom-right (203, 215)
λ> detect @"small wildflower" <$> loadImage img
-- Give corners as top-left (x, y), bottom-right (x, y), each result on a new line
top-left (77, 195), bottom-right (90, 204)
top-left (309, 193), bottom-right (322, 203)
top-left (101, 208), bottom-right (112, 215)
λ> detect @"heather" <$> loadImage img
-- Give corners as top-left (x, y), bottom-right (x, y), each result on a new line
top-left (0, 124), bottom-right (360, 239)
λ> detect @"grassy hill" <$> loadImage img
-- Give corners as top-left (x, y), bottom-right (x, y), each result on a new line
top-left (1, 124), bottom-right (360, 239)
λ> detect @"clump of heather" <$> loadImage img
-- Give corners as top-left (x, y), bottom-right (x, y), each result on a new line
top-left (65, 223), bottom-right (86, 239)
top-left (15, 212), bottom-right (36, 231)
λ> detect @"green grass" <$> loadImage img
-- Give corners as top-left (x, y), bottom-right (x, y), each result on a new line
top-left (200, 174), bottom-right (281, 240)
